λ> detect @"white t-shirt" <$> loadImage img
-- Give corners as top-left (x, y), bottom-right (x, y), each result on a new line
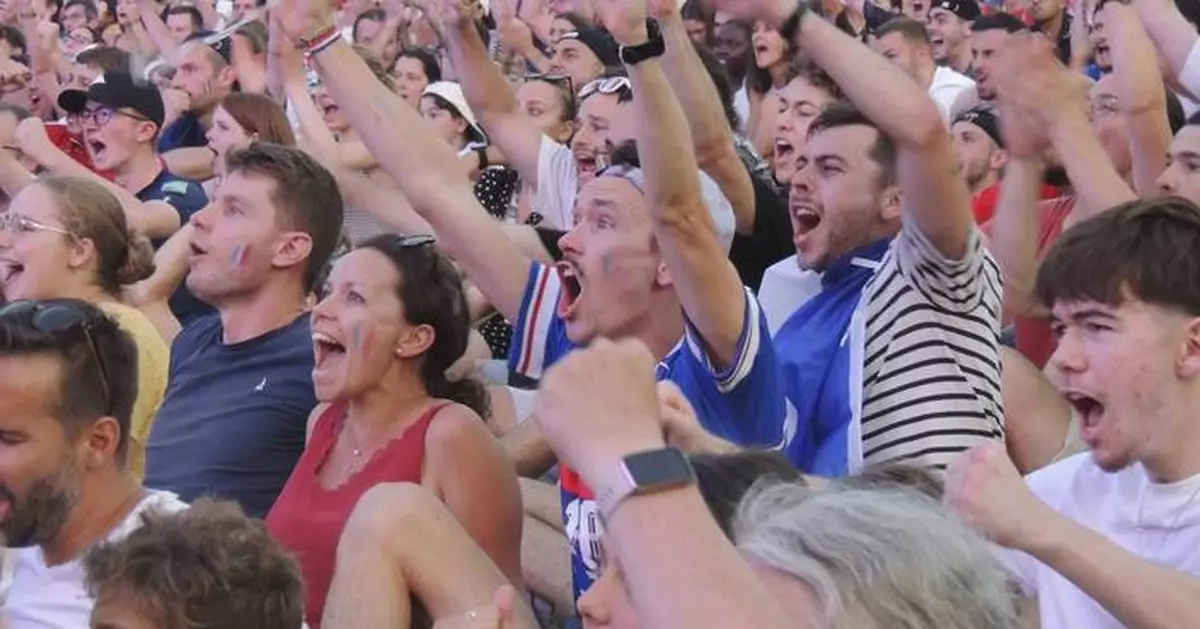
top-left (533, 136), bottom-right (580, 230)
top-left (997, 454), bottom-right (1200, 629)
top-left (3, 490), bottom-right (188, 629)
top-left (928, 66), bottom-right (976, 124)
top-left (734, 84), bottom-right (752, 137)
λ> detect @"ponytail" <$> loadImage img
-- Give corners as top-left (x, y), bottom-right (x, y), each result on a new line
top-left (424, 367), bottom-right (492, 420)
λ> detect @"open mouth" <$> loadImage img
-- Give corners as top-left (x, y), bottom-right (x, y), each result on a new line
top-left (1065, 392), bottom-right (1105, 440)
top-left (312, 331), bottom-right (347, 368)
top-left (774, 138), bottom-right (795, 165)
top-left (86, 137), bottom-right (107, 163)
top-left (556, 259), bottom-right (584, 320)
top-left (321, 102), bottom-right (339, 119)
top-left (791, 202), bottom-right (822, 239)
top-left (575, 152), bottom-right (599, 177)
top-left (0, 259), bottom-right (24, 285)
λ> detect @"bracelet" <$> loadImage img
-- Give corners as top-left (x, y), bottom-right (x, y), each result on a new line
top-left (295, 23), bottom-right (338, 54)
top-left (305, 30), bottom-right (341, 57)
top-left (779, 1), bottom-right (809, 43)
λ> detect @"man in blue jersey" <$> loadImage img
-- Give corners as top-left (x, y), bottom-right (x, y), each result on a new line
top-left (723, 0), bottom-right (1004, 476)
top-left (274, 0), bottom-right (787, 605)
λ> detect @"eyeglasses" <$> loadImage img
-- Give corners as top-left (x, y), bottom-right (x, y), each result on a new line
top-left (67, 106), bottom-right (149, 128)
top-left (527, 72), bottom-right (575, 94)
top-left (0, 300), bottom-right (111, 415)
top-left (578, 76), bottom-right (632, 101)
top-left (0, 213), bottom-right (75, 238)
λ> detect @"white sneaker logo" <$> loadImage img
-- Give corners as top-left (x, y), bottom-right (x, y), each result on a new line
top-left (254, 377), bottom-right (267, 392)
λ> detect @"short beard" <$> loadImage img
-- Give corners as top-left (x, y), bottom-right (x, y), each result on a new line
top-left (0, 454), bottom-right (81, 549)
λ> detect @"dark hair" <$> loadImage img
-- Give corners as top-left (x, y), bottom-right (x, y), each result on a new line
top-left (421, 92), bottom-right (485, 146)
top-left (608, 139), bottom-right (641, 169)
top-left (82, 499), bottom-right (304, 629)
top-left (164, 5), bottom-right (203, 31)
top-left (395, 48), bottom-right (442, 83)
top-left (353, 44), bottom-right (395, 91)
top-left (781, 53), bottom-right (843, 100)
top-left (874, 16), bottom-right (933, 47)
top-left (747, 24), bottom-right (795, 94)
top-left (524, 74), bottom-right (576, 124)
top-left (1035, 196), bottom-right (1200, 315)
top-left (219, 92), bottom-right (296, 146)
top-left (692, 41), bottom-right (739, 130)
top-left (74, 45), bottom-right (130, 72)
top-left (234, 20), bottom-right (268, 55)
top-left (970, 12), bottom-right (1027, 33)
top-left (692, 451), bottom-right (806, 538)
top-left (62, 0), bottom-right (98, 20)
top-left (1166, 90), bottom-right (1186, 136)
top-left (840, 463), bottom-right (945, 500)
top-left (359, 235), bottom-right (491, 419)
top-left (681, 0), bottom-right (714, 41)
top-left (0, 25), bottom-right (27, 57)
top-left (224, 144), bottom-right (345, 292)
top-left (0, 299), bottom-right (137, 463)
top-left (552, 11), bottom-right (591, 31)
top-left (808, 101), bottom-right (897, 188)
top-left (38, 176), bottom-right (155, 295)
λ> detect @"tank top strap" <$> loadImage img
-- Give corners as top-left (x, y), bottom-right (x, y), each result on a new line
top-left (303, 400), bottom-right (351, 473)
top-left (408, 401), bottom-right (457, 446)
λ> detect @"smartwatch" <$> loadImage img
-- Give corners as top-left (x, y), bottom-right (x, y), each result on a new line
top-left (596, 446), bottom-right (697, 522)
top-left (619, 19), bottom-right (666, 66)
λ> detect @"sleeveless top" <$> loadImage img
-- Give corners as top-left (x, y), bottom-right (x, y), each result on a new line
top-left (265, 400), bottom-right (449, 628)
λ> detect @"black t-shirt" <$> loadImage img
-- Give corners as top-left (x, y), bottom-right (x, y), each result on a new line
top-left (138, 168), bottom-right (215, 324)
top-left (729, 173), bottom-right (793, 293)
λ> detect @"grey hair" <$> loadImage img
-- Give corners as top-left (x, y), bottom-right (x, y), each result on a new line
top-left (734, 483), bottom-right (1021, 629)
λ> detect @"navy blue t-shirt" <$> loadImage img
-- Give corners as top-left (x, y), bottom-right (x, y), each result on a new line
top-left (157, 112), bottom-right (208, 153)
top-left (144, 313), bottom-right (317, 518)
top-left (137, 168), bottom-right (214, 324)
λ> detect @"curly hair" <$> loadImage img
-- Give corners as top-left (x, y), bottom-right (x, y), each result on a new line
top-left (82, 500), bottom-right (304, 629)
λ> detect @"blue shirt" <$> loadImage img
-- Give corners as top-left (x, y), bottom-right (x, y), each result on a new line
top-left (157, 112), bottom-right (208, 153)
top-left (508, 262), bottom-right (786, 599)
top-left (144, 314), bottom-right (317, 518)
top-left (136, 167), bottom-right (213, 325)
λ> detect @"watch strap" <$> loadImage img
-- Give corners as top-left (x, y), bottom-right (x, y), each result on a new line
top-left (597, 446), bottom-right (696, 522)
top-left (619, 19), bottom-right (666, 66)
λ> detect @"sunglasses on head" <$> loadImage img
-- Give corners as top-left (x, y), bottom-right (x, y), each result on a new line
top-left (0, 300), bottom-right (111, 414)
top-left (388, 234), bottom-right (437, 249)
top-left (578, 76), bottom-right (632, 101)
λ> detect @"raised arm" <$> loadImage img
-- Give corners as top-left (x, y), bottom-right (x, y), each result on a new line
top-left (439, 1), bottom-right (546, 184)
top-left (279, 2), bottom-right (532, 321)
top-left (1107, 2), bottom-right (1172, 198)
top-left (1132, 0), bottom-right (1199, 90)
top-left (752, 0), bottom-right (974, 258)
top-left (597, 2), bottom-right (748, 368)
top-left (652, 1), bottom-right (756, 235)
top-left (13, 118), bottom-right (182, 238)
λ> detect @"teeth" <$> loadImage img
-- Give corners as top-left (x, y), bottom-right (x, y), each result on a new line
top-left (312, 332), bottom-right (338, 345)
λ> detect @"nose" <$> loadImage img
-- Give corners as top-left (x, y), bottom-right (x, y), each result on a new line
top-left (190, 204), bottom-right (213, 230)
top-left (557, 224), bottom-right (583, 256)
top-left (1156, 165), bottom-right (1178, 195)
top-left (1048, 327), bottom-right (1087, 376)
top-left (790, 160), bottom-right (815, 195)
top-left (575, 582), bottom-right (607, 628)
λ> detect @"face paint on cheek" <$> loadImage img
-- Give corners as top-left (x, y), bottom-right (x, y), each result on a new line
top-left (352, 324), bottom-right (363, 351)
top-left (600, 251), bottom-right (615, 276)
top-left (228, 244), bottom-right (247, 268)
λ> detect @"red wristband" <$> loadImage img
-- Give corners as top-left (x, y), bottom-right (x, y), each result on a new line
top-left (296, 24), bottom-right (339, 55)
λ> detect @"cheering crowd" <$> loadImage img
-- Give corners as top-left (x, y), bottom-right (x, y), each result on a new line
top-left (0, 0), bottom-right (1197, 624)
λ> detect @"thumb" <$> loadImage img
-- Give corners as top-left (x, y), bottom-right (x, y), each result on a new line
top-left (493, 584), bottom-right (515, 621)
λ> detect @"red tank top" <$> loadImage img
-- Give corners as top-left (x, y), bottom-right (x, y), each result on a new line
top-left (265, 401), bottom-right (449, 628)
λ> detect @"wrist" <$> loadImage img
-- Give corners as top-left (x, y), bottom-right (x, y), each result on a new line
top-left (618, 22), bottom-right (650, 47)
top-left (765, 0), bottom-right (803, 30)
top-left (579, 435), bottom-right (667, 491)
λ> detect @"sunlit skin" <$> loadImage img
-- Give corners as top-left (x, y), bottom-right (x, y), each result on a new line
top-left (1157, 126), bottom-right (1200, 203)
top-left (927, 7), bottom-right (971, 71)
top-left (951, 120), bottom-right (1005, 194)
top-left (391, 56), bottom-right (430, 106)
top-left (1049, 298), bottom-right (1200, 481)
top-left (788, 125), bottom-right (900, 271)
top-left (548, 39), bottom-right (605, 89)
top-left (204, 105), bottom-right (254, 176)
top-left (0, 184), bottom-right (99, 302)
top-left (555, 176), bottom-right (665, 345)
top-left (772, 76), bottom-right (838, 186)
top-left (971, 28), bottom-right (1014, 101)
top-left (1089, 75), bottom-right (1129, 176)
top-left (570, 93), bottom-right (636, 187)
top-left (751, 21), bottom-right (786, 71)
top-left (517, 79), bottom-right (573, 143)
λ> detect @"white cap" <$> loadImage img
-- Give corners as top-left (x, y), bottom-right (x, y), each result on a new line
top-left (421, 81), bottom-right (486, 144)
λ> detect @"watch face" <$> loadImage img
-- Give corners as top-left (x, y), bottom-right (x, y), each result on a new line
top-left (625, 447), bottom-right (695, 487)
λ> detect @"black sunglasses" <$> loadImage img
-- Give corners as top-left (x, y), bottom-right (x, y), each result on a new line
top-left (0, 300), bottom-right (111, 414)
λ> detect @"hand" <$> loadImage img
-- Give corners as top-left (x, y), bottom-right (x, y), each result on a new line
top-left (944, 442), bottom-right (1058, 551)
top-left (432, 586), bottom-right (518, 629)
top-left (267, 0), bottom-right (335, 44)
top-left (594, 0), bottom-right (650, 45)
top-left (12, 117), bottom-right (56, 166)
top-left (497, 15), bottom-right (535, 53)
top-left (160, 88), bottom-right (191, 123)
top-left (423, 0), bottom-right (483, 28)
top-left (533, 339), bottom-right (667, 484)
top-left (991, 32), bottom-right (1090, 132)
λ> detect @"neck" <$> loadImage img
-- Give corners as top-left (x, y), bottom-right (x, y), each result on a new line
top-left (1043, 11), bottom-right (1066, 41)
top-left (113, 149), bottom-right (162, 194)
top-left (43, 472), bottom-right (143, 566)
top-left (768, 62), bottom-right (789, 89)
top-left (973, 171), bottom-right (1000, 196)
top-left (635, 296), bottom-right (687, 363)
top-left (1145, 392), bottom-right (1200, 483)
top-left (197, 108), bottom-right (215, 131)
top-left (54, 278), bottom-right (114, 304)
top-left (345, 369), bottom-right (432, 441)
top-left (217, 280), bottom-right (308, 344)
top-left (950, 44), bottom-right (973, 74)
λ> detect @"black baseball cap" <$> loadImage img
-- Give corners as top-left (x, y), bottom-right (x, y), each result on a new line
top-left (931, 0), bottom-right (982, 21)
top-left (557, 27), bottom-right (620, 68)
top-left (954, 106), bottom-right (1003, 148)
top-left (57, 71), bottom-right (165, 129)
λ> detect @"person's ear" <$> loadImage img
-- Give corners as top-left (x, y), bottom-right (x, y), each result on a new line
top-left (880, 184), bottom-right (902, 222)
top-left (1177, 317), bottom-right (1200, 380)
top-left (272, 231), bottom-right (314, 272)
top-left (66, 236), bottom-right (97, 271)
top-left (394, 323), bottom-right (435, 359)
top-left (81, 416), bottom-right (121, 470)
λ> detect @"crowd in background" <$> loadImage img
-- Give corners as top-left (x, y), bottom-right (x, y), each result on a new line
top-left (0, 0), bottom-right (1196, 626)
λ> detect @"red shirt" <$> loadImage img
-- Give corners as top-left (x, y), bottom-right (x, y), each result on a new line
top-left (982, 195), bottom-right (1075, 368)
top-left (44, 122), bottom-right (114, 180)
top-left (972, 181), bottom-right (1062, 225)
top-left (265, 401), bottom-right (448, 628)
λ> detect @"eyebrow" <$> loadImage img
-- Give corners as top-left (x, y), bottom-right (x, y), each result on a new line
top-left (812, 153), bottom-right (849, 168)
top-left (1052, 306), bottom-right (1118, 325)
